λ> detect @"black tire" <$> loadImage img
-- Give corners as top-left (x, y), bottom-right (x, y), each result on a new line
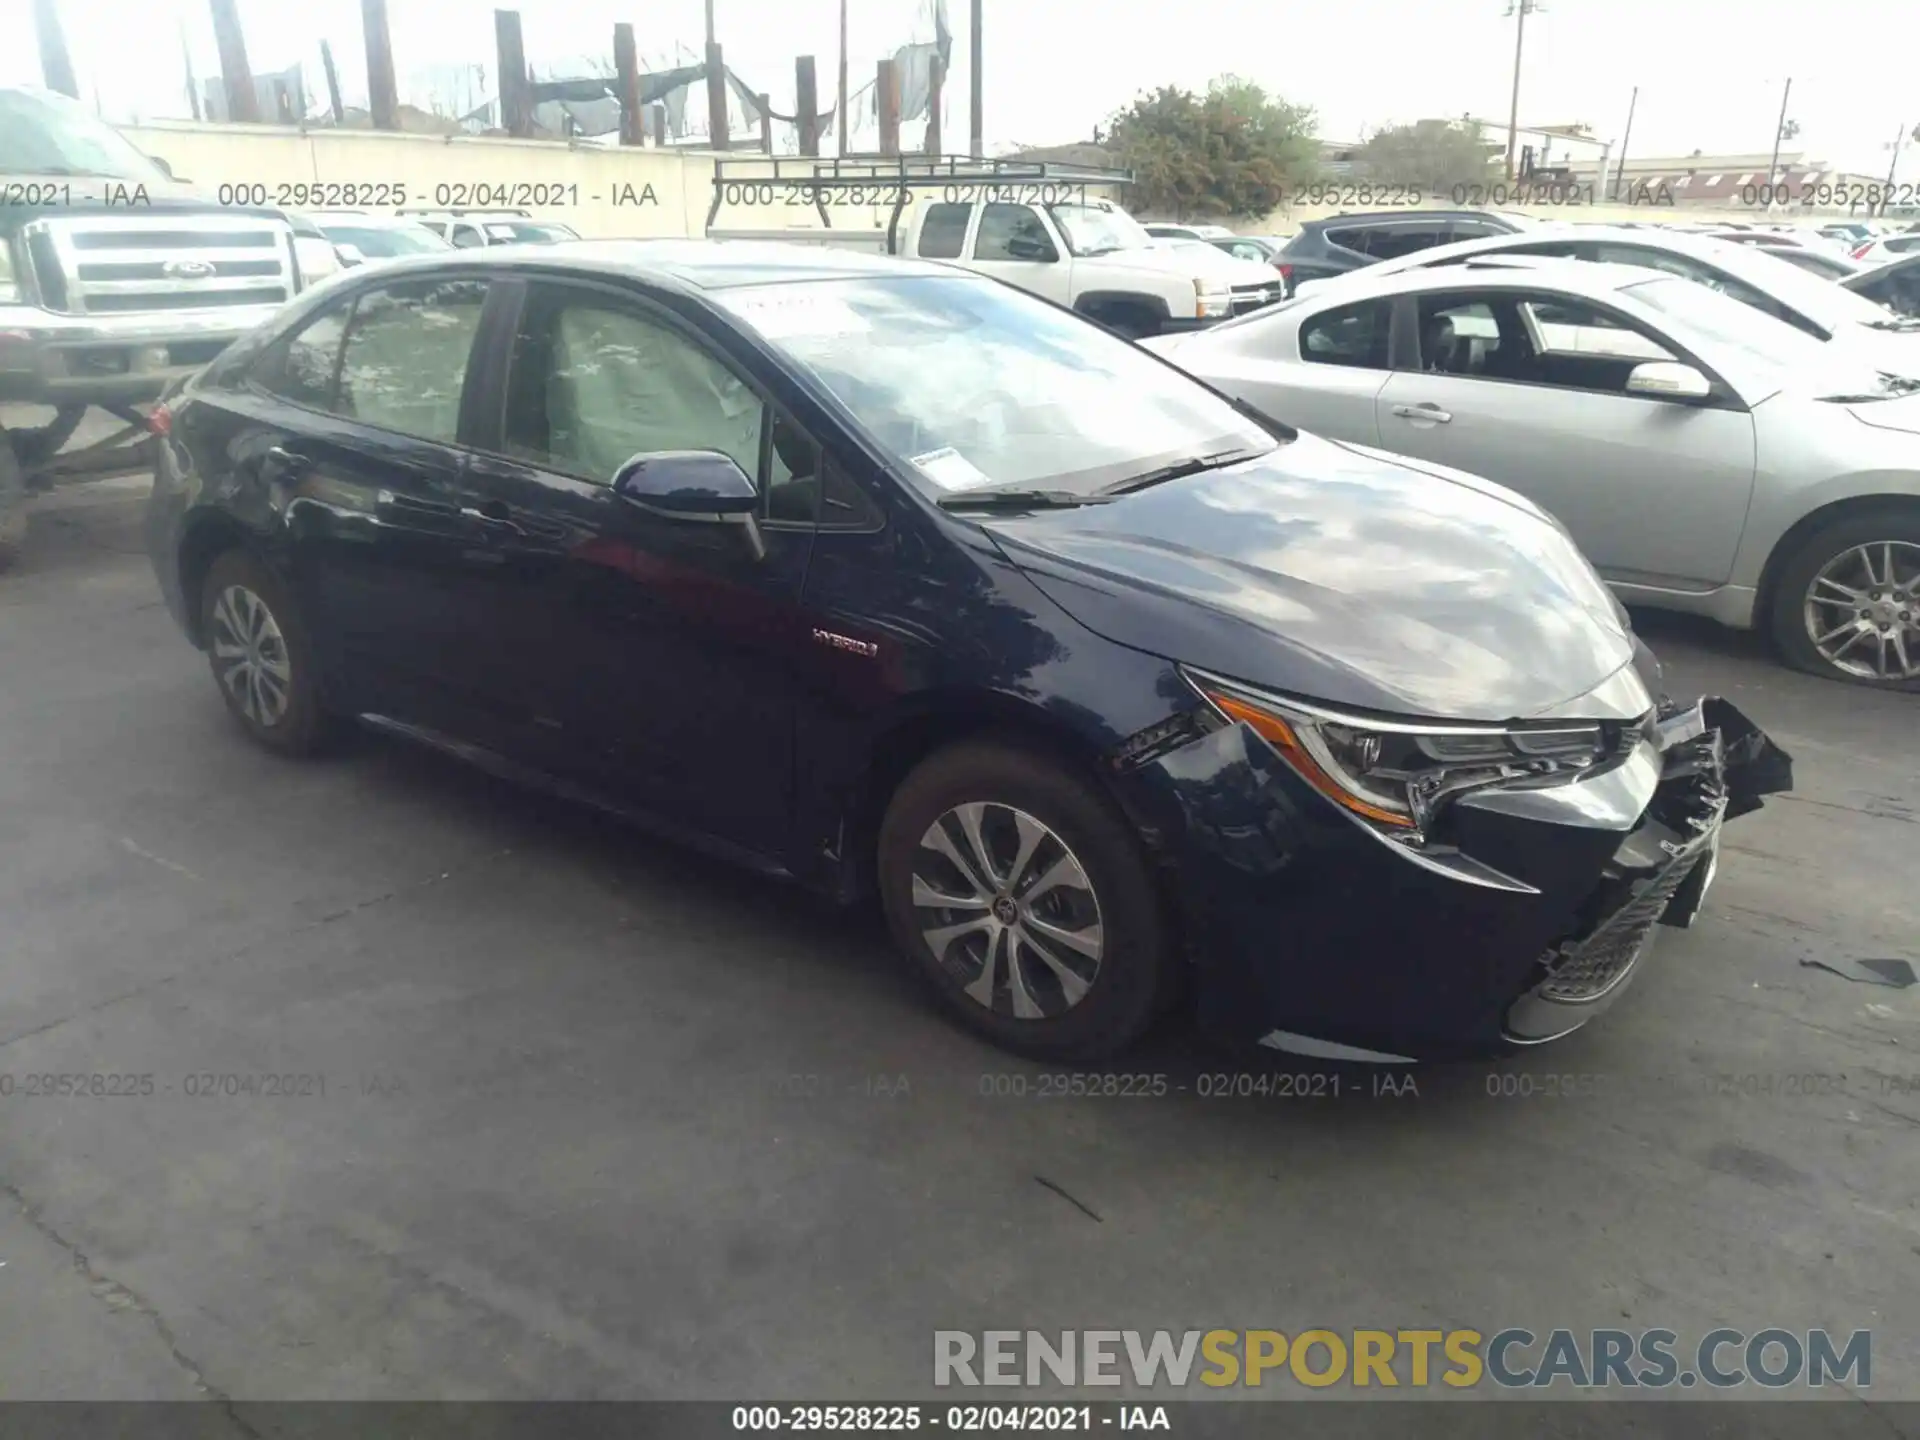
top-left (877, 739), bottom-right (1175, 1061)
top-left (199, 549), bottom-right (338, 755)
top-left (1767, 506), bottom-right (1920, 692)
top-left (0, 432), bottom-right (27, 573)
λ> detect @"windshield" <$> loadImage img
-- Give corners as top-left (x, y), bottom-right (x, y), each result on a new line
top-left (1623, 276), bottom-right (1918, 400)
top-left (1046, 203), bottom-right (1153, 256)
top-left (1705, 240), bottom-right (1896, 329)
top-left (319, 224), bottom-right (450, 257)
top-left (0, 88), bottom-right (168, 180)
top-left (717, 275), bottom-right (1274, 496)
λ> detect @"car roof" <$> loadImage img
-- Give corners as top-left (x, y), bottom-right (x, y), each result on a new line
top-left (1288, 255), bottom-right (1682, 305)
top-left (307, 210), bottom-right (433, 226)
top-left (319, 238), bottom-right (957, 292)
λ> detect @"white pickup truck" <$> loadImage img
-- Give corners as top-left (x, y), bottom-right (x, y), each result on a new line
top-left (709, 170), bottom-right (1285, 340)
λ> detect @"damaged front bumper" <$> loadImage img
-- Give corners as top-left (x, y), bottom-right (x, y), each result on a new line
top-left (1125, 693), bottom-right (1793, 1061)
top-left (1498, 699), bottom-right (1792, 1044)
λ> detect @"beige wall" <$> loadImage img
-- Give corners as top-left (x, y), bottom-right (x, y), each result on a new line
top-left (119, 122), bottom-right (1813, 244)
top-left (120, 121), bottom-right (924, 242)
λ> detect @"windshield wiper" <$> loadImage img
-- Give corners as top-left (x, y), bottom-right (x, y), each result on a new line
top-left (1100, 446), bottom-right (1264, 496)
top-left (936, 488), bottom-right (1117, 512)
top-left (1864, 316), bottom-right (1920, 331)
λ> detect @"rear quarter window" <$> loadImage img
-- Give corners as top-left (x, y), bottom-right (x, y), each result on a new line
top-left (917, 203), bottom-right (971, 260)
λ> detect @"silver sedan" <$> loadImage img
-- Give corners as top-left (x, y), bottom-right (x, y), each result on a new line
top-left (1143, 259), bottom-right (1920, 689)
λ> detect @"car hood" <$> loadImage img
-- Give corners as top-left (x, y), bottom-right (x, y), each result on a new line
top-left (1083, 244), bottom-right (1268, 283)
top-left (982, 432), bottom-right (1641, 722)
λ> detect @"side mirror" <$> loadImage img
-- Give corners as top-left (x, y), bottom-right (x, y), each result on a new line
top-left (1625, 361), bottom-right (1713, 401)
top-left (1006, 236), bottom-right (1058, 263)
top-left (613, 450), bottom-right (759, 517)
top-left (148, 154), bottom-right (176, 181)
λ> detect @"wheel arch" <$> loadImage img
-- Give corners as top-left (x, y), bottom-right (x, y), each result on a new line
top-left (176, 508), bottom-right (261, 647)
top-left (1755, 491), bottom-right (1920, 631)
top-left (839, 689), bottom-right (1169, 902)
top-left (1072, 290), bottom-right (1174, 322)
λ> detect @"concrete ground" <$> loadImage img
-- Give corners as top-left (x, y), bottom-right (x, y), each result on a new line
top-left (0, 480), bottom-right (1915, 1411)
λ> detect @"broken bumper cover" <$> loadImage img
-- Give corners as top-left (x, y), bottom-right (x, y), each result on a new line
top-left (1124, 696), bottom-right (1793, 1061)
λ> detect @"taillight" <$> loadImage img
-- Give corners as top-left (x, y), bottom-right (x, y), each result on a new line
top-left (147, 404), bottom-right (172, 437)
top-left (1853, 243), bottom-right (1873, 258)
top-left (1276, 263), bottom-right (1292, 277)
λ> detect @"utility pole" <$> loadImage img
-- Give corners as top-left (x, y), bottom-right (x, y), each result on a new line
top-left (181, 21), bottom-right (203, 119)
top-left (1766, 77), bottom-right (1793, 213)
top-left (1612, 86), bottom-right (1637, 202)
top-left (837, 0), bottom-right (849, 157)
top-left (1883, 120), bottom-right (1911, 217)
top-left (705, 0), bottom-right (715, 48)
top-left (1502, 0), bottom-right (1540, 181)
top-left (31, 0), bottom-right (79, 99)
top-left (208, 0), bottom-right (260, 122)
top-left (363, 0), bottom-right (398, 129)
top-left (969, 0), bottom-right (983, 158)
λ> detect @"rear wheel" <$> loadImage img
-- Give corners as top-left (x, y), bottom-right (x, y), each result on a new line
top-left (199, 549), bottom-right (338, 755)
top-left (877, 740), bottom-right (1174, 1061)
top-left (1768, 508), bottom-right (1920, 691)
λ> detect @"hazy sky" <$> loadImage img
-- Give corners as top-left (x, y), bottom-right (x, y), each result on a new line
top-left (4, 0), bottom-right (1915, 174)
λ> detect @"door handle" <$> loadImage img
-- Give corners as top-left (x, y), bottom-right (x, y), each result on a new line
top-left (264, 444), bottom-right (311, 473)
top-left (1390, 403), bottom-right (1452, 423)
top-left (460, 503), bottom-right (525, 536)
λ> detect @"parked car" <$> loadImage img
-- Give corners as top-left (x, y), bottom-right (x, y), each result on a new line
top-left (1204, 234), bottom-right (1293, 291)
top-left (1291, 224), bottom-right (1920, 365)
top-left (889, 193), bottom-right (1284, 337)
top-left (1144, 258), bottom-right (1920, 689)
top-left (1272, 210), bottom-right (1535, 288)
top-left (304, 210), bottom-right (453, 267)
top-left (1143, 222), bottom-right (1237, 242)
top-left (397, 209), bottom-right (581, 247)
top-left (1818, 222), bottom-right (1882, 247)
top-left (1852, 233), bottom-right (1920, 267)
top-left (1752, 247), bottom-right (1864, 282)
top-left (0, 84), bottom-right (305, 570)
top-left (1846, 252), bottom-right (1920, 318)
top-left (144, 242), bottom-right (1788, 1061)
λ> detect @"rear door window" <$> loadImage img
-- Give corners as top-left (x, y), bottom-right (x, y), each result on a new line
top-left (916, 202), bottom-right (971, 259)
top-left (1361, 225), bottom-right (1455, 260)
top-left (333, 278), bottom-right (489, 440)
top-left (1299, 299), bottom-right (1392, 368)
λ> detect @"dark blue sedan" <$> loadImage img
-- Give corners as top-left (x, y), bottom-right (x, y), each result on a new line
top-left (145, 242), bottom-right (1790, 1063)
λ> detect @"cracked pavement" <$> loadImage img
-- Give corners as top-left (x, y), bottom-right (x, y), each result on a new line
top-left (0, 480), bottom-right (1915, 1406)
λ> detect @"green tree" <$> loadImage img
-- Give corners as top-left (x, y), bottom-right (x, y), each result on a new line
top-left (1108, 75), bottom-right (1318, 219)
top-left (1355, 118), bottom-right (1500, 190)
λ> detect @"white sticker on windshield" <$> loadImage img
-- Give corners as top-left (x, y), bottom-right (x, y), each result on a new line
top-left (729, 292), bottom-right (871, 340)
top-left (909, 447), bottom-right (995, 491)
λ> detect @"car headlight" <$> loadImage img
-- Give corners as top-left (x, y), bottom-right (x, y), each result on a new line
top-left (1194, 276), bottom-right (1232, 317)
top-left (1186, 670), bottom-right (1611, 836)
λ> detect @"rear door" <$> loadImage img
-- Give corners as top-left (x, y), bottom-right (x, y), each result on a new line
top-left (1373, 286), bottom-right (1758, 587)
top-left (1201, 297), bottom-right (1392, 443)
top-left (185, 273), bottom-right (542, 738)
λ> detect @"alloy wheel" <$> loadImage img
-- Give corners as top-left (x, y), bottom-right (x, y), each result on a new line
top-left (1803, 540), bottom-right (1920, 682)
top-left (210, 583), bottom-right (294, 726)
top-left (910, 802), bottom-right (1105, 1020)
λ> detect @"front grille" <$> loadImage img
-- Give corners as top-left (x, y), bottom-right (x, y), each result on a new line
top-left (21, 214), bottom-right (293, 316)
top-left (1229, 281), bottom-right (1283, 314)
top-left (1537, 855), bottom-right (1702, 1002)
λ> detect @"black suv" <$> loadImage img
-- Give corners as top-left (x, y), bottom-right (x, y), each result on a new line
top-left (1274, 209), bottom-right (1533, 287)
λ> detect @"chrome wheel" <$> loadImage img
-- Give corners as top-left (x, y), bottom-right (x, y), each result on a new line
top-left (210, 583), bottom-right (293, 727)
top-left (1803, 541), bottom-right (1920, 681)
top-left (911, 802), bottom-right (1104, 1020)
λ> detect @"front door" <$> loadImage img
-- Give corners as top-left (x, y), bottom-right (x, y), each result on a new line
top-left (1373, 287), bottom-right (1758, 588)
top-left (966, 202), bottom-right (1074, 306)
top-left (458, 278), bottom-right (819, 853)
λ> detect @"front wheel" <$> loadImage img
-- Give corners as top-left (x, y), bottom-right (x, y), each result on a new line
top-left (877, 740), bottom-right (1175, 1061)
top-left (0, 432), bottom-right (27, 573)
top-left (1768, 509), bottom-right (1920, 690)
top-left (199, 549), bottom-right (338, 755)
